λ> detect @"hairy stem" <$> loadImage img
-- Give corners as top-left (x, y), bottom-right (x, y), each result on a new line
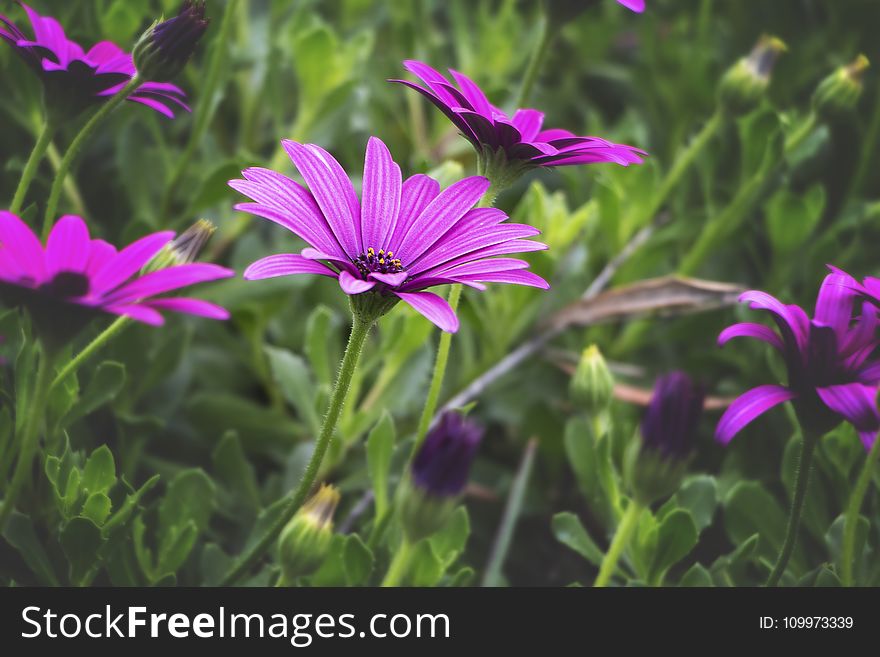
top-left (594, 500), bottom-right (642, 587)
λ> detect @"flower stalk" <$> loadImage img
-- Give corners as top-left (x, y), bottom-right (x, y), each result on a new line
top-left (841, 434), bottom-right (880, 586)
top-left (381, 538), bottom-right (415, 587)
top-left (10, 117), bottom-right (57, 215)
top-left (594, 500), bottom-right (643, 587)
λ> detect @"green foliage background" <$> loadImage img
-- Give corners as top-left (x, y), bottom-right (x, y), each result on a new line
top-left (1, 0), bottom-right (879, 586)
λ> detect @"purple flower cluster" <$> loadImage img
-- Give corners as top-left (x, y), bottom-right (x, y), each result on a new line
top-left (717, 268), bottom-right (880, 450)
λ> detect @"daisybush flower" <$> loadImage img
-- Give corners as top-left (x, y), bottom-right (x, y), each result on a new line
top-left (716, 271), bottom-right (880, 450)
top-left (233, 137), bottom-right (549, 333)
top-left (0, 212), bottom-right (233, 344)
top-left (392, 61), bottom-right (644, 188)
top-left (133, 0), bottom-right (209, 82)
top-left (617, 0), bottom-right (646, 12)
top-left (0, 3), bottom-right (188, 117)
top-left (399, 411), bottom-right (483, 542)
top-left (627, 371), bottom-right (704, 504)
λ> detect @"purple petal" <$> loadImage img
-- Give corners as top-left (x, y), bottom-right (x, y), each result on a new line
top-left (338, 270), bottom-right (375, 295)
top-left (389, 79), bottom-right (480, 145)
top-left (617, 0), bottom-right (646, 13)
top-left (282, 141), bottom-right (360, 256)
top-left (103, 303), bottom-right (165, 326)
top-left (360, 137), bottom-right (402, 251)
top-left (0, 210), bottom-right (47, 283)
top-left (715, 385), bottom-right (797, 444)
top-left (450, 269), bottom-right (549, 288)
top-left (84, 239), bottom-right (117, 278)
top-left (369, 271), bottom-right (408, 287)
top-left (398, 176), bottom-right (490, 263)
top-left (740, 290), bottom-right (809, 352)
top-left (717, 322), bottom-right (784, 352)
top-left (511, 109), bottom-right (544, 143)
top-left (394, 290), bottom-right (460, 333)
top-left (816, 383), bottom-right (880, 440)
top-left (145, 297), bottom-right (230, 320)
top-left (401, 60), bottom-right (461, 107)
top-left (414, 239), bottom-right (547, 279)
top-left (814, 272), bottom-right (855, 340)
top-left (436, 257), bottom-right (530, 277)
top-left (387, 174), bottom-right (441, 249)
top-left (448, 69), bottom-right (494, 118)
top-left (408, 223), bottom-right (541, 276)
top-left (90, 231), bottom-right (174, 294)
top-left (244, 254), bottom-right (336, 280)
top-left (857, 360), bottom-right (880, 385)
top-left (102, 263), bottom-right (234, 304)
top-left (45, 214), bottom-right (90, 277)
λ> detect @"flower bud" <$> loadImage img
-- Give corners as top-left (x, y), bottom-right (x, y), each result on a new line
top-left (399, 412), bottom-right (482, 542)
top-left (570, 345), bottom-right (614, 415)
top-left (625, 372), bottom-right (703, 505)
top-left (143, 219), bottom-right (216, 273)
top-left (133, 1), bottom-right (209, 82)
top-left (812, 55), bottom-right (869, 118)
top-left (718, 35), bottom-right (787, 116)
top-left (277, 484), bottom-right (340, 582)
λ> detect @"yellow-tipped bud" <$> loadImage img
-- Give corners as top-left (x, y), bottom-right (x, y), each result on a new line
top-left (276, 484), bottom-right (340, 583)
top-left (813, 54), bottom-right (869, 118)
top-left (718, 35), bottom-right (787, 116)
top-left (570, 345), bottom-right (614, 415)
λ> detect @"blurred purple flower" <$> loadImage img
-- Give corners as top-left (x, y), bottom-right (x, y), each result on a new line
top-left (642, 371), bottom-right (704, 460)
top-left (412, 411), bottom-right (483, 497)
top-left (232, 137), bottom-right (549, 333)
top-left (391, 60), bottom-right (645, 174)
top-left (0, 212), bottom-right (233, 342)
top-left (0, 2), bottom-right (188, 117)
top-left (716, 270), bottom-right (880, 450)
top-left (617, 0), bottom-right (646, 12)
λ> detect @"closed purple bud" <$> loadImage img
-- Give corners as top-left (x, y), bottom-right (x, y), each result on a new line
top-left (412, 412), bottom-right (483, 497)
top-left (641, 371), bottom-right (704, 460)
top-left (133, 1), bottom-right (209, 82)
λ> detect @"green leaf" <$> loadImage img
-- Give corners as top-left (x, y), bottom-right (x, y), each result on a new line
top-left (212, 431), bottom-right (261, 512)
top-left (765, 185), bottom-right (825, 253)
top-left (343, 534), bottom-right (374, 586)
top-left (305, 305), bottom-right (336, 386)
top-left (551, 512), bottom-right (603, 566)
top-left (60, 517), bottom-right (106, 585)
top-left (408, 540), bottom-right (445, 587)
top-left (104, 474), bottom-right (161, 534)
top-left (650, 509), bottom-right (698, 583)
top-left (429, 507), bottom-right (470, 568)
top-left (2, 511), bottom-right (59, 585)
top-left (81, 445), bottom-right (116, 496)
top-left (81, 492), bottom-right (112, 526)
top-left (825, 513), bottom-right (869, 579)
top-left (366, 412), bottom-right (395, 517)
top-left (62, 361), bottom-right (126, 427)
top-left (156, 469), bottom-right (215, 574)
top-left (157, 521), bottom-right (199, 576)
top-left (448, 567), bottom-right (475, 587)
top-left (666, 475), bottom-right (717, 532)
top-left (265, 346), bottom-right (321, 435)
top-left (680, 563), bottom-right (714, 586)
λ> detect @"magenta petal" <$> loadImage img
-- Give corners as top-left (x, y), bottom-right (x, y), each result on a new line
top-left (90, 231), bottom-right (174, 294)
top-left (0, 211), bottom-right (48, 282)
top-left (360, 137), bottom-right (402, 251)
top-left (816, 384), bottom-right (880, 438)
top-left (740, 290), bottom-right (810, 351)
top-left (715, 385), bottom-right (797, 444)
top-left (436, 257), bottom-right (530, 277)
top-left (45, 214), bottom-right (90, 277)
top-left (244, 254), bottom-right (336, 280)
top-left (395, 290), bottom-right (459, 333)
top-left (511, 109), bottom-right (544, 142)
top-left (368, 271), bottom-right (408, 287)
top-left (857, 360), bottom-right (880, 385)
top-left (146, 297), bottom-right (230, 320)
top-left (282, 140), bottom-right (360, 256)
top-left (338, 270), bottom-right (375, 295)
top-left (717, 322), bottom-right (784, 351)
top-left (387, 174), bottom-right (441, 249)
top-left (448, 69), bottom-right (493, 118)
top-left (84, 239), bottom-right (117, 278)
top-left (450, 269), bottom-right (549, 289)
top-left (814, 272), bottom-right (855, 340)
top-left (103, 263), bottom-right (234, 304)
top-left (103, 303), bottom-right (165, 326)
top-left (617, 0), bottom-right (646, 13)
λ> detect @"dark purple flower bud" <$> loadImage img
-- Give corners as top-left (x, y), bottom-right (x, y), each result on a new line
top-left (640, 371), bottom-right (705, 461)
top-left (626, 372), bottom-right (704, 505)
top-left (399, 412), bottom-right (483, 542)
top-left (133, 1), bottom-right (209, 82)
top-left (412, 412), bottom-right (483, 497)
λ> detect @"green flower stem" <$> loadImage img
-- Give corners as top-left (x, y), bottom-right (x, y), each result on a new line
top-left (161, 0), bottom-right (239, 222)
top-left (594, 499), bottom-right (643, 587)
top-left (783, 111), bottom-right (818, 153)
top-left (50, 316), bottom-right (131, 392)
top-left (841, 435), bottom-right (880, 586)
top-left (636, 110), bottom-right (723, 228)
top-left (10, 118), bottom-right (57, 215)
top-left (381, 538), bottom-right (415, 587)
top-left (42, 76), bottom-right (143, 239)
top-left (410, 284), bottom-right (462, 460)
top-left (515, 12), bottom-right (554, 108)
top-left (0, 348), bottom-right (56, 532)
top-left (766, 431), bottom-right (819, 587)
top-left (220, 312), bottom-right (373, 585)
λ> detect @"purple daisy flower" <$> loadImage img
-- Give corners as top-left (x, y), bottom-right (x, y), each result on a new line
top-left (642, 371), bottom-right (704, 461)
top-left (716, 271), bottom-right (880, 450)
top-left (0, 212), bottom-right (233, 343)
top-left (391, 60), bottom-right (644, 185)
top-left (0, 2), bottom-right (188, 117)
top-left (617, 0), bottom-right (646, 12)
top-left (412, 411), bottom-right (483, 498)
top-left (232, 137), bottom-right (549, 333)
